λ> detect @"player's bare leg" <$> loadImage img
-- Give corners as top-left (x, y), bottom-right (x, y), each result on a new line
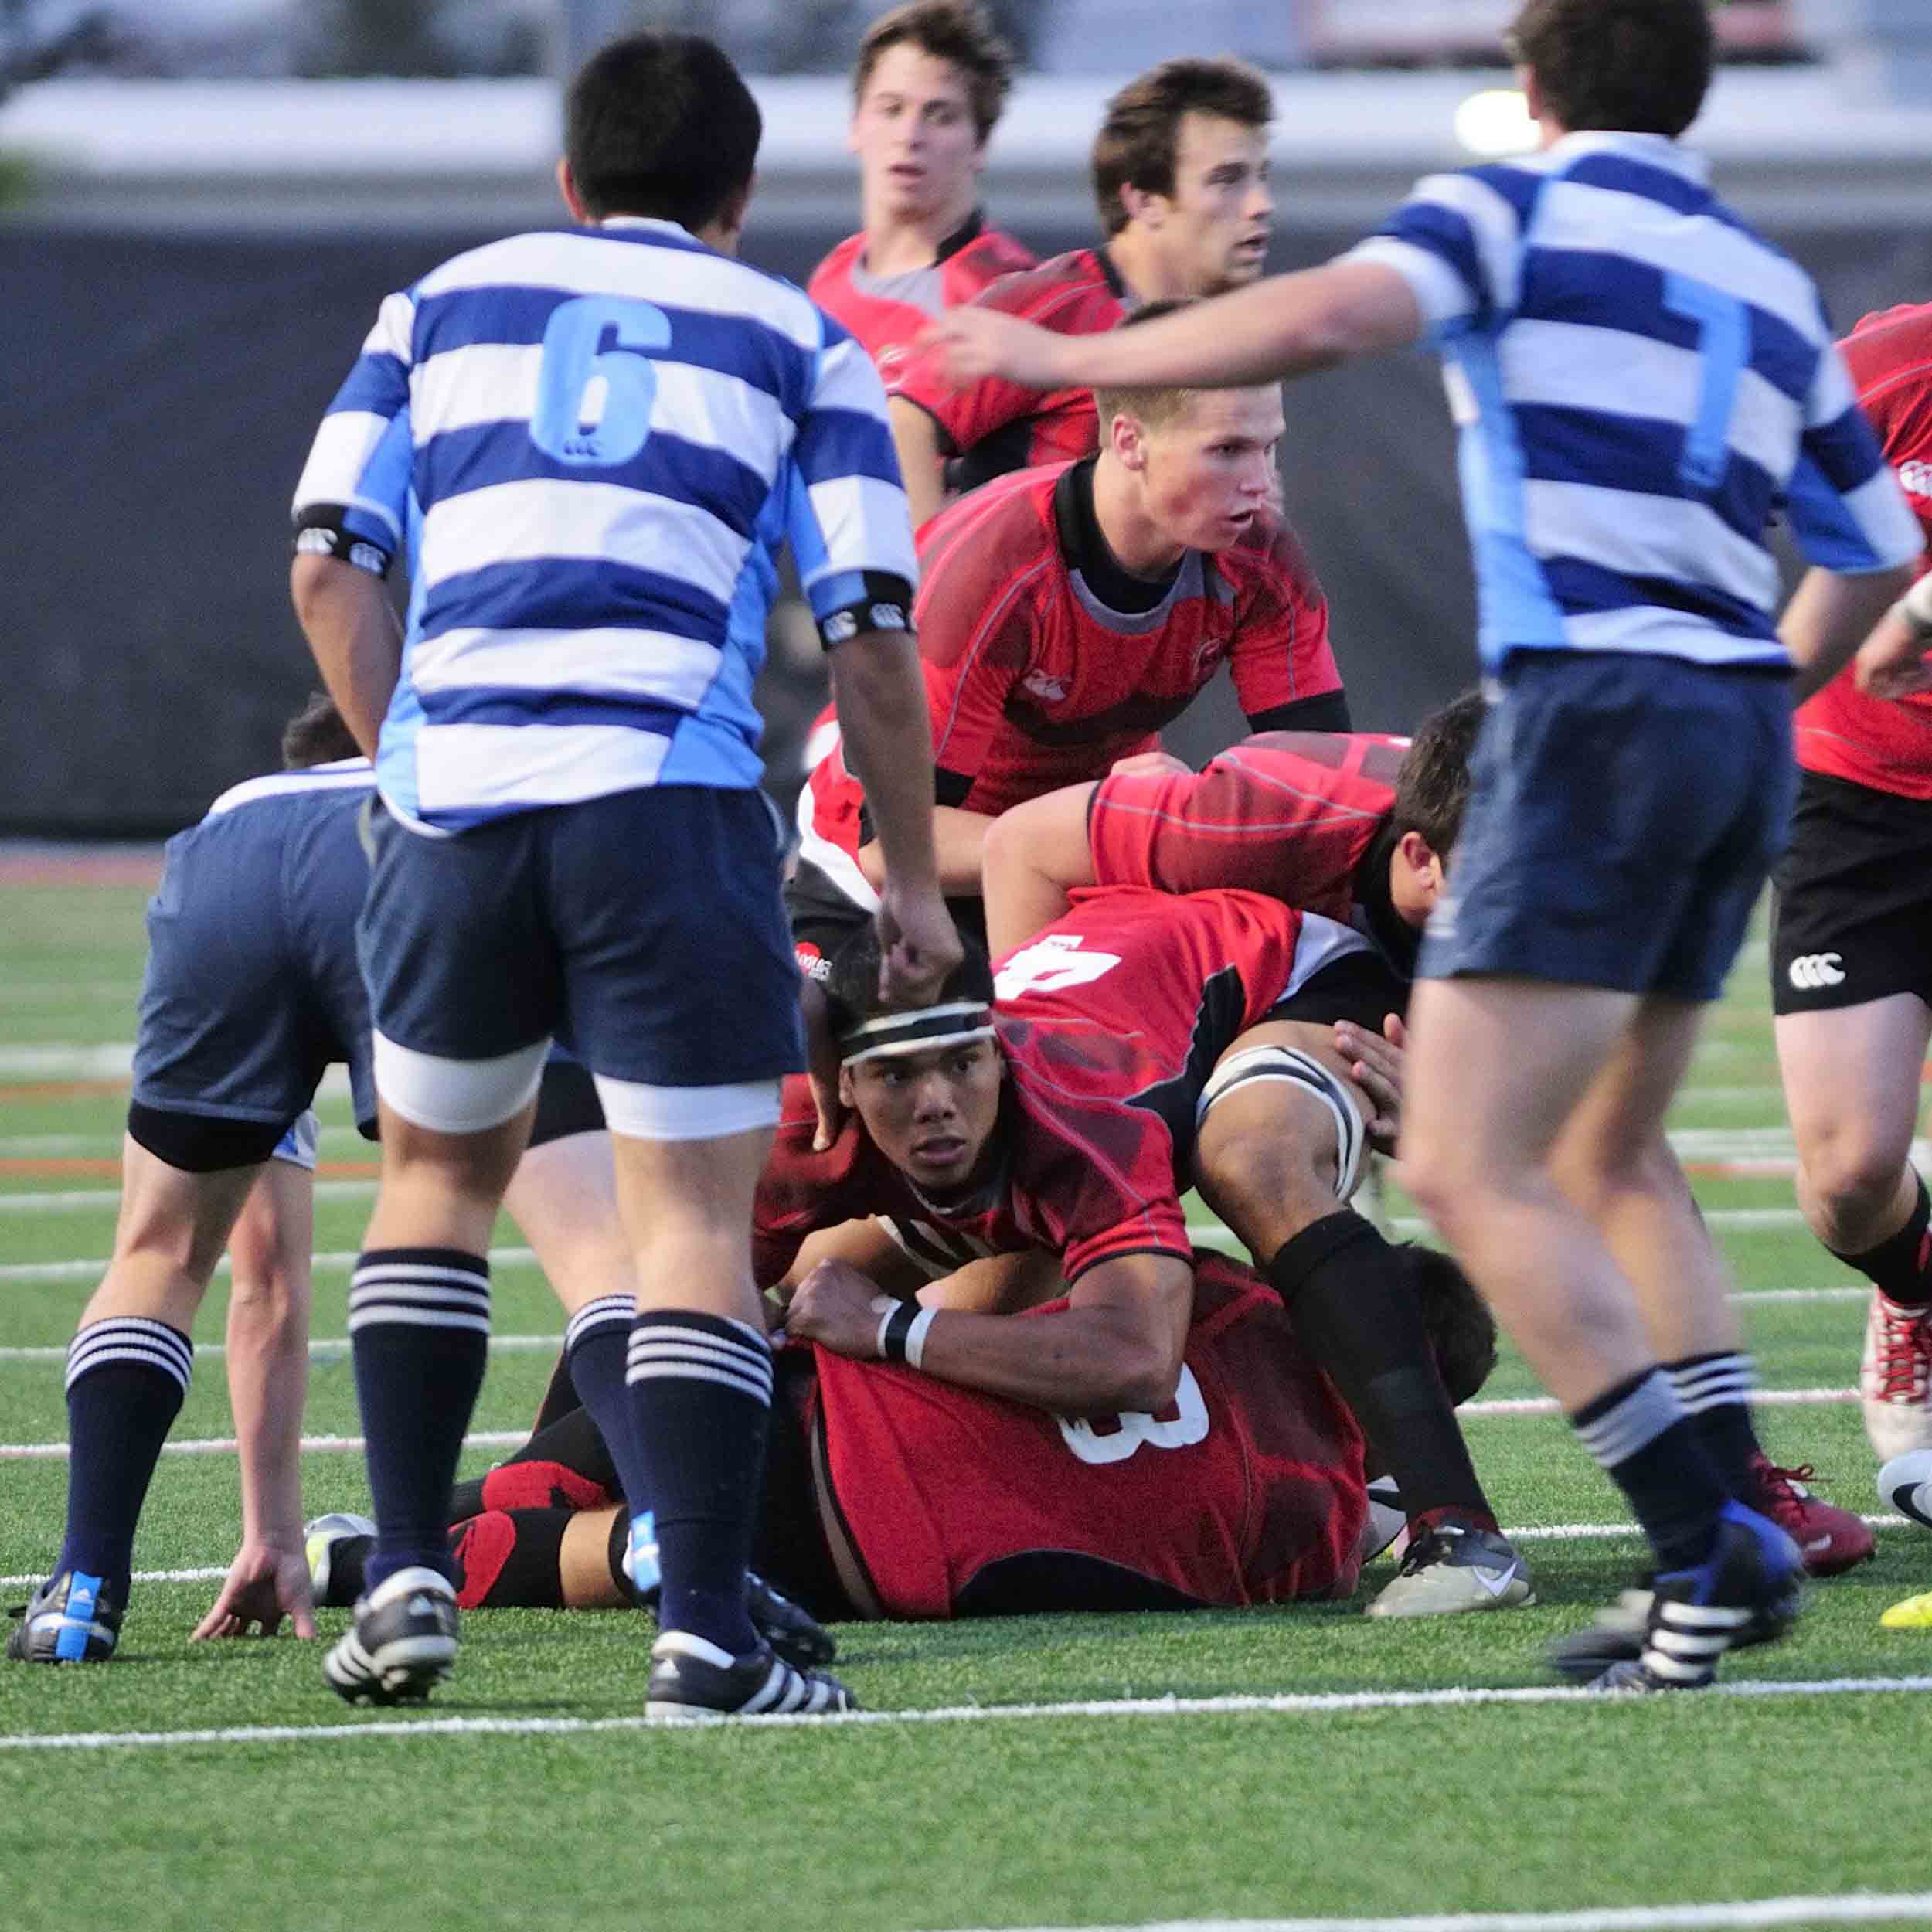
top-left (1777, 995), bottom-right (1932, 1459)
top-left (1194, 1019), bottom-right (1528, 1614)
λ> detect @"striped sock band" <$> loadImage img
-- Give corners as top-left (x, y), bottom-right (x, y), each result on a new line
top-left (349, 1248), bottom-right (491, 1592)
top-left (627, 1314), bottom-right (773, 1406)
top-left (1573, 1366), bottom-right (1683, 1471)
top-left (1572, 1367), bottom-right (1728, 1573)
top-left (65, 1316), bottom-right (193, 1398)
top-left (564, 1293), bottom-right (654, 1519)
top-left (566, 1294), bottom-right (634, 1354)
top-left (1665, 1350), bottom-right (1764, 1501)
top-left (1668, 1350), bottom-right (1759, 1416)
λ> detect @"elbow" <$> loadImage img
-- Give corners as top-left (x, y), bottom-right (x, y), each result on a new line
top-left (1111, 1335), bottom-right (1185, 1417)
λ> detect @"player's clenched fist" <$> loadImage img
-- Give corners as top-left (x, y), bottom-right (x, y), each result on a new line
top-left (787, 1260), bottom-right (904, 1361)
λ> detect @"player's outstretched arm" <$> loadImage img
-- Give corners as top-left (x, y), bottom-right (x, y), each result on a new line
top-left (1781, 561), bottom-right (1918, 705)
top-left (828, 626), bottom-right (963, 1006)
top-left (921, 260), bottom-right (1423, 397)
top-left (192, 1160), bottom-right (316, 1640)
top-left (980, 782), bottom-right (1101, 955)
top-left (291, 553), bottom-right (403, 757)
top-left (888, 397), bottom-right (951, 532)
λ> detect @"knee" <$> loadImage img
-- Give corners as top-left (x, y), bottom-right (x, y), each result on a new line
top-left (1794, 1125), bottom-right (1912, 1243)
top-left (1195, 1113), bottom-right (1335, 1256)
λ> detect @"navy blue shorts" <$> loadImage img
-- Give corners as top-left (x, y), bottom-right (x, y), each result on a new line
top-left (131, 787), bottom-right (377, 1162)
top-left (1418, 652), bottom-right (1794, 1002)
top-left (359, 785), bottom-right (805, 1087)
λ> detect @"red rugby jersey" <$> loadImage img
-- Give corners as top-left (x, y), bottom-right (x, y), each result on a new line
top-left (753, 886), bottom-right (1368, 1287)
top-left (808, 214), bottom-right (1036, 387)
top-left (890, 246), bottom-right (1127, 492)
top-left (808, 1251), bottom-right (1369, 1617)
top-left (1089, 731), bottom-right (1407, 918)
top-left (1794, 303), bottom-right (1932, 800)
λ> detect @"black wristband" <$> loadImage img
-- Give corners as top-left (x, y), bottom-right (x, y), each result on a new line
top-left (878, 1300), bottom-right (919, 1362)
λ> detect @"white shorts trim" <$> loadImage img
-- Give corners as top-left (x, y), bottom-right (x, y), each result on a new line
top-left (591, 1073), bottom-right (781, 1143)
top-left (270, 1109), bottom-right (320, 1172)
top-left (372, 1033), bottom-right (550, 1135)
top-left (1197, 1046), bottom-right (1369, 1203)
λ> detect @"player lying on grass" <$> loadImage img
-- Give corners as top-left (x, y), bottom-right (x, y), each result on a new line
top-left (886, 56), bottom-right (1276, 528)
top-left (764, 889), bottom-right (1532, 1617)
top-left (981, 711), bottom-right (1875, 1581)
top-left (791, 309), bottom-right (1345, 971)
top-left (3, 699), bottom-right (809, 1669)
top-left (308, 1247), bottom-right (1498, 1621)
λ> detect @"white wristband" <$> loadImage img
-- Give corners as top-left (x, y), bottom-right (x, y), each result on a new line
top-left (903, 1308), bottom-right (937, 1371)
top-left (1902, 573), bottom-right (1932, 632)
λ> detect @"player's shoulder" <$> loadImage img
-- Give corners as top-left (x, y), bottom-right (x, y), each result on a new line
top-left (808, 232), bottom-right (867, 298)
top-left (974, 247), bottom-right (1113, 320)
top-left (917, 461), bottom-right (1065, 583)
top-left (947, 226), bottom-right (1039, 294)
top-left (202, 759), bottom-right (375, 825)
top-left (1215, 505), bottom-right (1323, 594)
top-left (1842, 302), bottom-right (1932, 401)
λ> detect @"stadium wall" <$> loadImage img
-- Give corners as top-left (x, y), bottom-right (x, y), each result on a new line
top-left (5, 216), bottom-right (1930, 834)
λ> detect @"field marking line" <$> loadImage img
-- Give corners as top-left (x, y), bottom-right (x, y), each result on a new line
top-left (0, 1333), bottom-right (564, 1363)
top-left (2, 1675), bottom-right (1928, 1755)
top-left (5, 1515), bottom-right (1915, 1590)
top-left (0, 1180), bottom-right (376, 1214)
top-left (926, 1896), bottom-right (1932, 1932)
top-left (0, 1390), bottom-right (1876, 1457)
top-left (0, 1244), bottom-right (539, 1284)
top-left (923, 1896), bottom-right (1932, 1932)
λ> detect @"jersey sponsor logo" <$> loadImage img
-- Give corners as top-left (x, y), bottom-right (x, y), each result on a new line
top-left (1899, 460), bottom-right (1932, 499)
top-left (1019, 670), bottom-right (1069, 704)
top-left (1787, 951), bottom-right (1845, 991)
top-left (1055, 1366), bottom-right (1210, 1465)
top-left (794, 940), bottom-right (830, 983)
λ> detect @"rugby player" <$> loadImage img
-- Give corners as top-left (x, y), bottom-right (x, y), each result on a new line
top-left (307, 1248), bottom-right (1500, 1623)
top-left (886, 56), bottom-right (1274, 528)
top-left (986, 711), bottom-right (1876, 1578)
top-left (808, 2), bottom-right (1036, 382)
top-left (768, 890), bottom-right (1534, 1616)
top-left (1772, 304), bottom-right (1932, 1464)
top-left (920, 0), bottom-right (1923, 1688)
top-left (791, 325), bottom-right (1346, 971)
top-left (290, 34), bottom-right (955, 1719)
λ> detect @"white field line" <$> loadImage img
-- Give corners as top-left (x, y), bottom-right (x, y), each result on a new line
top-left (929, 1898), bottom-right (1932, 1932)
top-left (0, 1334), bottom-right (563, 1362)
top-left (0, 1180), bottom-right (376, 1215)
top-left (2, 1675), bottom-right (1928, 1756)
top-left (0, 1390), bottom-right (1874, 1458)
top-left (0, 1244), bottom-right (539, 1284)
top-left (4, 1515), bottom-right (1913, 1592)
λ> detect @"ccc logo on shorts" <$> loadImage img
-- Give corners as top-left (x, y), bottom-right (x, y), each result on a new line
top-left (1787, 952), bottom-right (1846, 991)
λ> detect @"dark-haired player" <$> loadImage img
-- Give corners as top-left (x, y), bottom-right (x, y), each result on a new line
top-left (290, 32), bottom-right (957, 1718)
top-left (808, 1), bottom-right (1036, 382)
top-left (984, 702), bottom-right (1876, 1578)
top-left (310, 1247), bottom-right (1502, 1623)
top-left (923, 0), bottom-right (1922, 1688)
top-left (771, 890), bottom-right (1532, 1616)
top-left (1773, 303), bottom-right (1932, 1467)
top-left (887, 55), bottom-right (1275, 527)
top-left (791, 334), bottom-right (1345, 969)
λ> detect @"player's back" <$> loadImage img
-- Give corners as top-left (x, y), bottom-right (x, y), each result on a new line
top-left (1794, 302), bottom-right (1932, 798)
top-left (1353, 136), bottom-right (1917, 673)
top-left (808, 1252), bottom-right (1367, 1616)
top-left (294, 221), bottom-right (912, 826)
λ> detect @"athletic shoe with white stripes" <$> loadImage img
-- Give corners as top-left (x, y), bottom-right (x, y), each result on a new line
top-left (5, 1570), bottom-right (121, 1664)
top-left (323, 1565), bottom-right (459, 1706)
top-left (645, 1630), bottom-right (858, 1721)
top-left (1859, 1291), bottom-right (1932, 1462)
top-left (1587, 1502), bottom-right (1803, 1692)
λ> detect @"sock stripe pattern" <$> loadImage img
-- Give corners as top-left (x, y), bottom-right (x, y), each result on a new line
top-left (65, 1317), bottom-right (193, 1396)
top-left (348, 1254), bottom-right (491, 1336)
top-left (627, 1321), bottom-right (773, 1406)
top-left (565, 1294), bottom-right (635, 1354)
top-left (1572, 1368), bottom-right (1684, 1472)
top-left (1668, 1352), bottom-right (1758, 1416)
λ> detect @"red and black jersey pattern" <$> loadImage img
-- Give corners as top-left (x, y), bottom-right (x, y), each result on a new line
top-left (890, 247), bottom-right (1128, 493)
top-left (808, 215), bottom-right (1037, 388)
top-left (752, 886), bottom-right (1368, 1287)
top-left (807, 1250), bottom-right (1369, 1617)
top-left (1794, 303), bottom-right (1932, 801)
top-left (1090, 731), bottom-right (1408, 917)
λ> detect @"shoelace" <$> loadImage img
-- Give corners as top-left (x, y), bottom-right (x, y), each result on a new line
top-left (1753, 1461), bottom-right (1815, 1513)
top-left (1871, 1300), bottom-right (1932, 1402)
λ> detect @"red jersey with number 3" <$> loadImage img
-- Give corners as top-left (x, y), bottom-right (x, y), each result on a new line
top-left (808, 1251), bottom-right (1369, 1617)
top-left (808, 217), bottom-right (1037, 388)
top-left (889, 247), bottom-right (1127, 491)
top-left (1089, 731), bottom-right (1409, 917)
top-left (753, 886), bottom-right (1369, 1286)
top-left (1793, 304), bottom-right (1932, 800)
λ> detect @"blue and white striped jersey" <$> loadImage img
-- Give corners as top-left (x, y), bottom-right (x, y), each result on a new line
top-left (291, 219), bottom-right (918, 831)
top-left (1347, 132), bottom-right (1922, 674)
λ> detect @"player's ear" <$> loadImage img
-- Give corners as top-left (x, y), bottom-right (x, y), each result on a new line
top-left (556, 158), bottom-right (590, 224)
top-left (1109, 407), bottom-right (1148, 473)
top-left (837, 1063), bottom-right (858, 1110)
top-left (1117, 180), bottom-right (1165, 232)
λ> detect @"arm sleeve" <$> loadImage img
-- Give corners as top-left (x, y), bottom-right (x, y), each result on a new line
top-left (920, 545), bottom-right (1032, 803)
top-left (1229, 521), bottom-right (1345, 725)
top-left (787, 320), bottom-right (922, 646)
top-left (1339, 166), bottom-right (1529, 336)
top-left (291, 290), bottom-right (417, 573)
top-left (1785, 337), bottom-right (1926, 575)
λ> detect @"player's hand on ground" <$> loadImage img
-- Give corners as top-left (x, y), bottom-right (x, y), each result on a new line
top-left (1854, 605), bottom-right (1932, 700)
top-left (873, 882), bottom-right (964, 1009)
top-left (1333, 1012), bottom-right (1406, 1151)
top-left (786, 1259), bottom-right (896, 1359)
top-left (192, 1538), bottom-right (318, 1641)
top-left (1107, 750), bottom-right (1191, 778)
top-left (917, 308), bottom-right (1076, 393)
